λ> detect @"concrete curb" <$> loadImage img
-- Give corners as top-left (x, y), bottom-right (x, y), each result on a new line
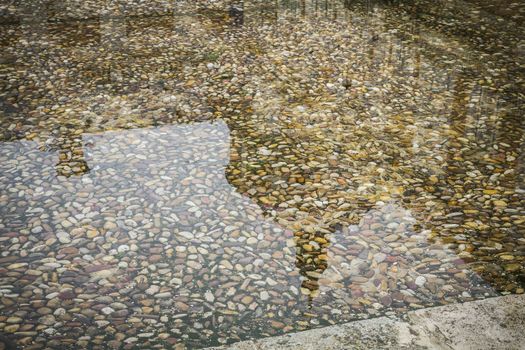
top-left (206, 294), bottom-right (525, 350)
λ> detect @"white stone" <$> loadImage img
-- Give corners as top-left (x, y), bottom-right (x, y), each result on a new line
top-left (56, 231), bottom-right (71, 244)
top-left (415, 276), bottom-right (427, 287)
top-left (205, 291), bottom-right (215, 302)
top-left (246, 237), bottom-right (258, 245)
top-left (261, 291), bottom-right (270, 301)
top-left (145, 285), bottom-right (160, 295)
top-left (101, 307), bottom-right (114, 315)
top-left (117, 244), bottom-right (130, 253)
top-left (179, 231), bottom-right (194, 240)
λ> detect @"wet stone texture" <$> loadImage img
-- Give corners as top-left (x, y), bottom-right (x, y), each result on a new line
top-left (0, 0), bottom-right (524, 349)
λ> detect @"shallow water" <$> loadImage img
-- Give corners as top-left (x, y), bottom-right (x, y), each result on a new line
top-left (0, 0), bottom-right (524, 348)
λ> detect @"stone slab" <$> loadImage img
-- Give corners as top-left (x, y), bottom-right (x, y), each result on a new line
top-left (207, 294), bottom-right (525, 350)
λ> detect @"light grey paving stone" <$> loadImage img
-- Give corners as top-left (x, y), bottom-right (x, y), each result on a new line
top-left (207, 294), bottom-right (525, 350)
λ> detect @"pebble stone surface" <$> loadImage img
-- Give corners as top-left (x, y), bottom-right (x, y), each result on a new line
top-left (0, 0), bottom-right (524, 349)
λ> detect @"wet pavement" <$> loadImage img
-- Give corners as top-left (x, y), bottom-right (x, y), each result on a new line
top-left (0, 0), bottom-right (524, 349)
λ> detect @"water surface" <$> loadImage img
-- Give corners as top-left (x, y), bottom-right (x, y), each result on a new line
top-left (0, 0), bottom-right (524, 348)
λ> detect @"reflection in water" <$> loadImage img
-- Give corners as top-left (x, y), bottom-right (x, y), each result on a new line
top-left (0, 0), bottom-right (524, 348)
top-left (295, 229), bottom-right (330, 305)
top-left (0, 123), bottom-right (497, 349)
top-left (53, 134), bottom-right (91, 177)
top-left (229, 0), bottom-right (245, 26)
top-left (324, 203), bottom-right (495, 307)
